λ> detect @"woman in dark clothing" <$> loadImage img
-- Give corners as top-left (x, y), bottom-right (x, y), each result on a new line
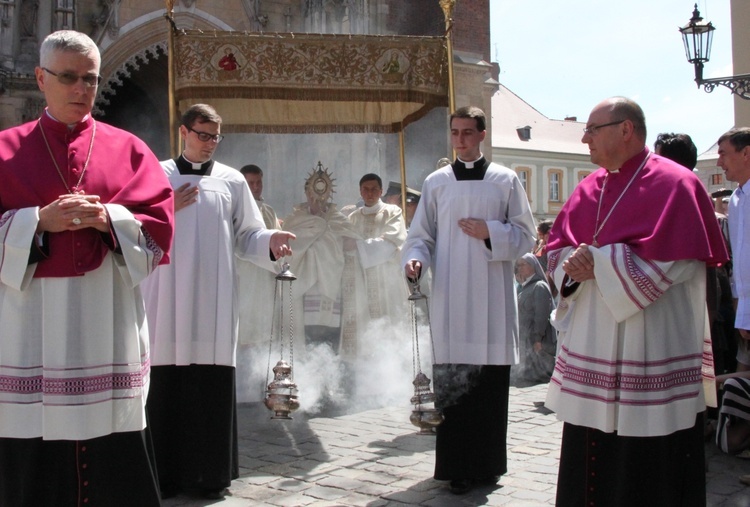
top-left (514, 253), bottom-right (557, 383)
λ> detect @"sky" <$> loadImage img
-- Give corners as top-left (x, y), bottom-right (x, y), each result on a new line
top-left (490, 0), bottom-right (736, 154)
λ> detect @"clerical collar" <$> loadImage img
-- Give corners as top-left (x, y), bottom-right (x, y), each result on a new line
top-left (452, 156), bottom-right (489, 181)
top-left (44, 109), bottom-right (90, 131)
top-left (362, 200), bottom-right (384, 215)
top-left (611, 147), bottom-right (650, 177)
top-left (175, 154), bottom-right (214, 175)
top-left (457, 154), bottom-right (484, 169)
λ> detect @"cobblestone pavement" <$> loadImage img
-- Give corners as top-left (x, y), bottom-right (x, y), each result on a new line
top-left (163, 382), bottom-right (750, 506)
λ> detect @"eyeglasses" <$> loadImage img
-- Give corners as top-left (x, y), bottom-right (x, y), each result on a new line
top-left (188, 127), bottom-right (224, 143)
top-left (583, 119), bottom-right (625, 135)
top-left (43, 67), bottom-right (101, 88)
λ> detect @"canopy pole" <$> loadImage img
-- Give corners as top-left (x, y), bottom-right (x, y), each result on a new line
top-left (399, 125), bottom-right (408, 212)
top-left (165, 0), bottom-right (178, 158)
top-left (440, 0), bottom-right (457, 115)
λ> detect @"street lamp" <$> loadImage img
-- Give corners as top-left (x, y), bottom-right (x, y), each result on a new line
top-left (679, 3), bottom-right (750, 99)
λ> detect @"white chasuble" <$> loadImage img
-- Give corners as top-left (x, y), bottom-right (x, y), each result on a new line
top-left (340, 201), bottom-right (409, 360)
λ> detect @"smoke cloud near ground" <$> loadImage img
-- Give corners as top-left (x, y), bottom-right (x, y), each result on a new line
top-left (236, 303), bottom-right (437, 420)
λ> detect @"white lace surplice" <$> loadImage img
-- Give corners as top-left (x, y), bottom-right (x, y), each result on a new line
top-left (545, 243), bottom-right (715, 437)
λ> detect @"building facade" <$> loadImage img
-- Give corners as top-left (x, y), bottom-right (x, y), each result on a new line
top-left (491, 84), bottom-right (596, 223)
top-left (491, 82), bottom-right (738, 224)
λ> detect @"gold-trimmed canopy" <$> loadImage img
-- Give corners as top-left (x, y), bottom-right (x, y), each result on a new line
top-left (173, 31), bottom-right (449, 134)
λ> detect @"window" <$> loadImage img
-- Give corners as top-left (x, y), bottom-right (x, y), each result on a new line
top-left (55, 0), bottom-right (76, 30)
top-left (515, 167), bottom-right (531, 197)
top-left (517, 169), bottom-right (528, 192)
top-left (518, 171), bottom-right (527, 191)
top-left (548, 171), bottom-right (562, 202)
top-left (711, 173), bottom-right (723, 186)
top-left (578, 171), bottom-right (592, 183)
top-left (516, 126), bottom-right (531, 141)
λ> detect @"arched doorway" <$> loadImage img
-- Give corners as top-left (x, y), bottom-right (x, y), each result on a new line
top-left (95, 45), bottom-right (170, 159)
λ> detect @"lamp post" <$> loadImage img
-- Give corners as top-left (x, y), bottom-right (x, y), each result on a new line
top-left (679, 3), bottom-right (750, 100)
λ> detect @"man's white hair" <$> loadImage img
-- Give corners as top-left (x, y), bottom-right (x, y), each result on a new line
top-left (40, 30), bottom-right (100, 68)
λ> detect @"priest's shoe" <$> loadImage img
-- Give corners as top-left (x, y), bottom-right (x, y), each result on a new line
top-left (201, 488), bottom-right (227, 499)
top-left (449, 479), bottom-right (472, 495)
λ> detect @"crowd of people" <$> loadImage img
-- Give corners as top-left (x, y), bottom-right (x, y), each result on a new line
top-left (648, 128), bottom-right (750, 486)
top-left (714, 128), bottom-right (750, 481)
top-left (1, 28), bottom-right (749, 506)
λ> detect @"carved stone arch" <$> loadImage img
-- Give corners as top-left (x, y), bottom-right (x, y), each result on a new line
top-left (94, 42), bottom-right (166, 114)
top-left (97, 15), bottom-right (168, 86)
top-left (91, 11), bottom-right (232, 158)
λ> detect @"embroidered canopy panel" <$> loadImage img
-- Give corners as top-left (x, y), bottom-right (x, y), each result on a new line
top-left (173, 31), bottom-right (449, 133)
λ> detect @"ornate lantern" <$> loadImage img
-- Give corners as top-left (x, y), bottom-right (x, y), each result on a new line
top-left (678, 4), bottom-right (750, 99)
top-left (679, 4), bottom-right (714, 84)
top-left (407, 277), bottom-right (443, 434)
top-left (264, 262), bottom-right (300, 419)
